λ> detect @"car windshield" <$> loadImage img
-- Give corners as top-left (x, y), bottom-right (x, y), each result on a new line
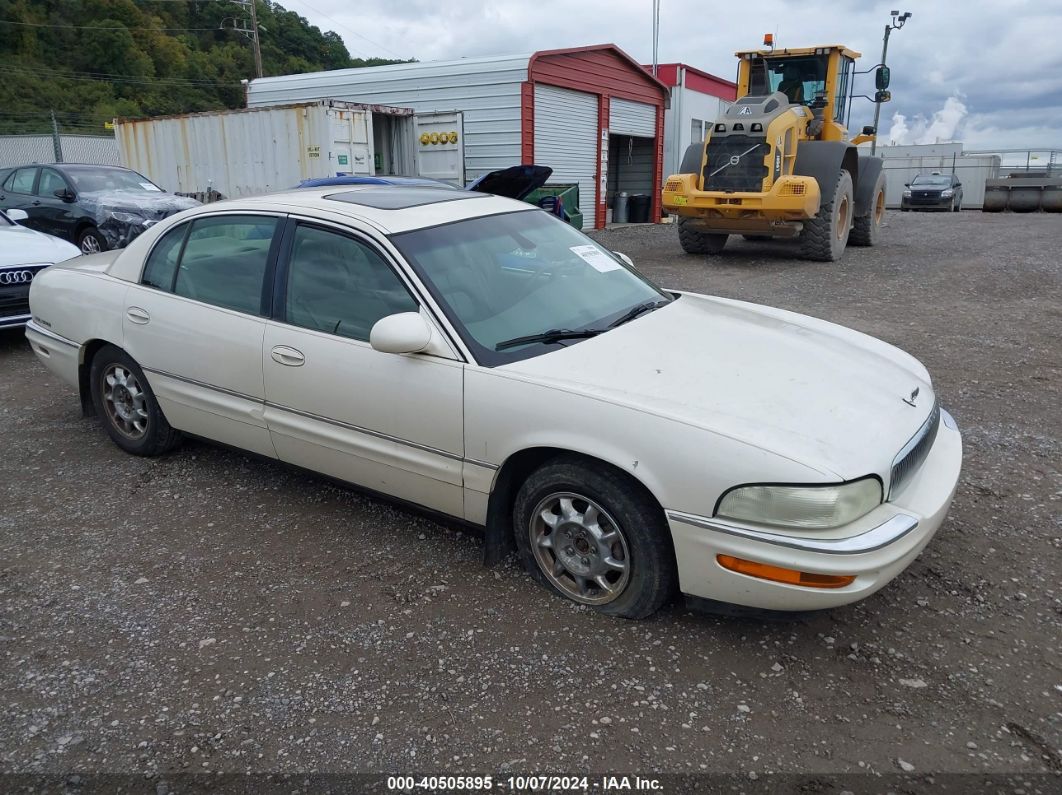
top-left (63, 166), bottom-right (163, 194)
top-left (912, 175), bottom-right (951, 187)
top-left (391, 210), bottom-right (672, 366)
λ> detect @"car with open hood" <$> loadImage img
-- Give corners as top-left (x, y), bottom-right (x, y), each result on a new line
top-left (0, 163), bottom-right (199, 254)
top-left (0, 208), bottom-right (79, 330)
top-left (24, 186), bottom-right (962, 618)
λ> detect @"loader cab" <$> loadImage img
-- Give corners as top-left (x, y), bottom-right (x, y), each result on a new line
top-left (737, 45), bottom-right (858, 141)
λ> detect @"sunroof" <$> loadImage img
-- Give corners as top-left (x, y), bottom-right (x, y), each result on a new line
top-left (325, 188), bottom-right (485, 210)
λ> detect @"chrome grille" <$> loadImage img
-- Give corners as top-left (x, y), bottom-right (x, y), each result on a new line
top-left (889, 400), bottom-right (940, 497)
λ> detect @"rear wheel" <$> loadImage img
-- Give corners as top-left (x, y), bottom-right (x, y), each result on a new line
top-left (678, 218), bottom-right (728, 255)
top-left (850, 171), bottom-right (886, 247)
top-left (90, 344), bottom-right (180, 456)
top-left (513, 457), bottom-right (676, 619)
top-left (799, 169), bottom-right (853, 261)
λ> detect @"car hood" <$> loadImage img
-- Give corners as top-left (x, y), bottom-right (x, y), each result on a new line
top-left (79, 189), bottom-right (201, 220)
top-left (502, 293), bottom-right (936, 479)
top-left (0, 224), bottom-right (80, 266)
top-left (467, 165), bottom-right (552, 200)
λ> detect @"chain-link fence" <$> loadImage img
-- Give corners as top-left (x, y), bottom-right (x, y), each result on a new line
top-left (0, 133), bottom-right (120, 168)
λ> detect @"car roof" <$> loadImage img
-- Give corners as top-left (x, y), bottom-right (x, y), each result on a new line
top-left (209, 185), bottom-right (537, 234)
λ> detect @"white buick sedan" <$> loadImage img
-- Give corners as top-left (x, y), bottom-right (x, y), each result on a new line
top-left (26, 187), bottom-right (962, 618)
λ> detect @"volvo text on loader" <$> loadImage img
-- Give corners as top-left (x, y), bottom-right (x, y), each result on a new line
top-left (661, 39), bottom-right (888, 261)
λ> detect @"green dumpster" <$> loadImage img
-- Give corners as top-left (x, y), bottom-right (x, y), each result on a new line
top-left (524, 183), bottom-right (584, 230)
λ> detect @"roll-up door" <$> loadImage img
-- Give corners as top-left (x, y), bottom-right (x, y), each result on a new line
top-left (534, 84), bottom-right (598, 228)
top-left (609, 97), bottom-right (656, 138)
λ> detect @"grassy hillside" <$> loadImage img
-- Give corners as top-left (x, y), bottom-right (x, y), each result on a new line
top-left (0, 0), bottom-right (409, 135)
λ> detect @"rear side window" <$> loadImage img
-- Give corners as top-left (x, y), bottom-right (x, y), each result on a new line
top-left (173, 215), bottom-right (278, 315)
top-left (142, 224), bottom-right (190, 291)
top-left (5, 168), bottom-right (36, 194)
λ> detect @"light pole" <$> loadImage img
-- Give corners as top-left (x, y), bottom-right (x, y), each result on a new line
top-left (871, 10), bottom-right (912, 155)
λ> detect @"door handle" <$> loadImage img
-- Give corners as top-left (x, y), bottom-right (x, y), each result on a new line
top-left (32, 200), bottom-right (41, 206)
top-left (126, 306), bottom-right (150, 324)
top-left (271, 345), bottom-right (305, 366)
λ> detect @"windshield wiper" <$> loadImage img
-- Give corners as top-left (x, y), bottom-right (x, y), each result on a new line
top-left (495, 328), bottom-right (604, 351)
top-left (608, 299), bottom-right (669, 328)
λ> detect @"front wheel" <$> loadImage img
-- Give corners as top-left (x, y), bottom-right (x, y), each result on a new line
top-left (677, 218), bottom-right (728, 255)
top-left (90, 344), bottom-right (180, 456)
top-left (799, 169), bottom-right (854, 261)
top-left (513, 458), bottom-right (676, 619)
top-left (77, 227), bottom-right (108, 254)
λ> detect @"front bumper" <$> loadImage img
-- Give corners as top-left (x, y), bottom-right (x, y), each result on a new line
top-left (662, 172), bottom-right (821, 224)
top-left (666, 412), bottom-right (963, 611)
top-left (901, 197), bottom-right (952, 210)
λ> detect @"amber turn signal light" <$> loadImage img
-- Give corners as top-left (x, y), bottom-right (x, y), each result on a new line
top-left (716, 555), bottom-right (855, 589)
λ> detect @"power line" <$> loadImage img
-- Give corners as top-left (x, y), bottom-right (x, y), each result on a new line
top-left (0, 65), bottom-right (244, 87)
top-left (286, 0), bottom-right (405, 59)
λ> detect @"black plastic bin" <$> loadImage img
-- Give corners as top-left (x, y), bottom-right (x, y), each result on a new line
top-left (628, 193), bottom-right (651, 223)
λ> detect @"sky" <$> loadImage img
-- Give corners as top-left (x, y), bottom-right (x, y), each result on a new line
top-left (281, 0), bottom-right (1062, 151)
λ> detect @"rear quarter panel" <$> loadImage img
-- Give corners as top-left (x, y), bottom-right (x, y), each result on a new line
top-left (29, 262), bottom-right (128, 351)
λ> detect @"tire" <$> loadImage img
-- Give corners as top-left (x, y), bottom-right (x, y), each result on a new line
top-left (677, 218), bottom-right (728, 255)
top-left (799, 169), bottom-right (854, 261)
top-left (850, 171), bottom-right (886, 247)
top-left (90, 344), bottom-right (180, 456)
top-left (513, 457), bottom-right (676, 619)
top-left (77, 227), bottom-right (108, 254)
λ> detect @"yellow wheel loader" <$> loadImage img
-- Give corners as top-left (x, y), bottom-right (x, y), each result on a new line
top-left (662, 40), bottom-right (888, 261)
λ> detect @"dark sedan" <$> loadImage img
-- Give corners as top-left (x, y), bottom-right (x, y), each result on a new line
top-left (0, 163), bottom-right (198, 253)
top-left (901, 173), bottom-right (964, 212)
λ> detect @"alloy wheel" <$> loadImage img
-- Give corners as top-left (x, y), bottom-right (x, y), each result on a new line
top-left (529, 491), bottom-right (631, 605)
top-left (101, 364), bottom-right (148, 439)
top-left (80, 235), bottom-right (101, 254)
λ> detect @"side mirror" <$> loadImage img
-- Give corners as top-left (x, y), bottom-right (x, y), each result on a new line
top-left (612, 251), bottom-right (634, 267)
top-left (6, 208), bottom-right (29, 222)
top-left (874, 89), bottom-right (892, 104)
top-left (904, 182), bottom-right (911, 188)
top-left (369, 312), bottom-right (432, 355)
top-left (875, 65), bottom-right (891, 90)
top-left (861, 125), bottom-right (876, 136)
top-left (54, 188), bottom-right (75, 202)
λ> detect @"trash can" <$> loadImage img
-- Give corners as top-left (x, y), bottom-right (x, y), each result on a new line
top-left (613, 191), bottom-right (629, 224)
top-left (628, 193), bottom-right (651, 223)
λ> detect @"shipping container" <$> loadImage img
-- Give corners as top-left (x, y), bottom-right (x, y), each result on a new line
top-left (115, 100), bottom-right (419, 200)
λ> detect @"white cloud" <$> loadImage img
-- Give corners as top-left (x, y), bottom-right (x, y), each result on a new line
top-left (887, 95), bottom-right (968, 145)
top-left (281, 0), bottom-right (1062, 150)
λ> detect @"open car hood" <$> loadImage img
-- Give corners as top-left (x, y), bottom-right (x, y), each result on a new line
top-left (467, 165), bottom-right (552, 200)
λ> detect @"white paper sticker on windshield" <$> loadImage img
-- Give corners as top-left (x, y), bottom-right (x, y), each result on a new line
top-left (140, 183), bottom-right (162, 191)
top-left (570, 244), bottom-right (620, 272)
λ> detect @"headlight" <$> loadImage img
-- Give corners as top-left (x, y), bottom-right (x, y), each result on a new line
top-left (941, 189), bottom-right (954, 197)
top-left (110, 211), bottom-right (147, 225)
top-left (902, 189), bottom-right (912, 197)
top-left (716, 477), bottom-right (883, 529)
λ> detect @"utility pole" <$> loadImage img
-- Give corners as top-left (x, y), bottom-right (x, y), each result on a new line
top-left (651, 0), bottom-right (660, 77)
top-left (50, 110), bottom-right (63, 163)
top-left (871, 10), bottom-right (912, 155)
top-left (226, 1), bottom-right (263, 79)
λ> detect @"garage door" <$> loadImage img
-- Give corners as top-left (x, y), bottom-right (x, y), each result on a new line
top-left (609, 98), bottom-right (656, 138)
top-left (534, 84), bottom-right (598, 228)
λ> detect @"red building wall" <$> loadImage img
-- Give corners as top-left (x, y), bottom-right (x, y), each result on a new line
top-left (520, 45), bottom-right (669, 229)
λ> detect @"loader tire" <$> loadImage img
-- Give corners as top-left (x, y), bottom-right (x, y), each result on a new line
top-left (850, 171), bottom-right (886, 247)
top-left (678, 218), bottom-right (728, 255)
top-left (799, 169), bottom-right (853, 261)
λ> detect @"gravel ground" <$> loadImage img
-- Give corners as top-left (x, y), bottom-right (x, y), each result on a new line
top-left (1, 210), bottom-right (1060, 791)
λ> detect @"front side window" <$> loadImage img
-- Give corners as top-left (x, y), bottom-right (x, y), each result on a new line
top-left (173, 215), bottom-right (278, 314)
top-left (284, 224), bottom-right (418, 342)
top-left (5, 168), bottom-right (37, 195)
top-left (392, 210), bottom-right (671, 366)
top-left (37, 169), bottom-right (69, 197)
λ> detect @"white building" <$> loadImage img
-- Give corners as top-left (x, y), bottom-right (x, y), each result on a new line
top-left (649, 63), bottom-right (736, 179)
top-left (245, 45), bottom-right (671, 229)
top-left (872, 142), bottom-right (1001, 209)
